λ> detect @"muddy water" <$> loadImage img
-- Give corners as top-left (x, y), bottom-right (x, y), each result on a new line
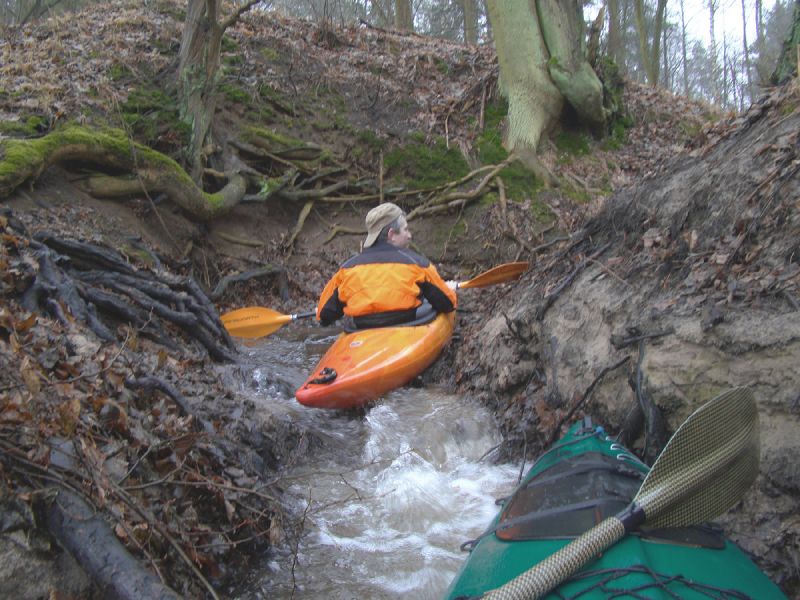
top-left (229, 326), bottom-right (520, 600)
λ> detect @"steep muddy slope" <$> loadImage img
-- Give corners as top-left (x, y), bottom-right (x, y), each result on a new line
top-left (454, 86), bottom-right (799, 594)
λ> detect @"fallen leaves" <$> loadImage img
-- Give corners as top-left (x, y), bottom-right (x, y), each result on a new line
top-left (0, 217), bottom-right (279, 597)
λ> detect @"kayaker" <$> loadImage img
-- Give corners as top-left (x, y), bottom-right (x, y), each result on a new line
top-left (317, 202), bottom-right (457, 328)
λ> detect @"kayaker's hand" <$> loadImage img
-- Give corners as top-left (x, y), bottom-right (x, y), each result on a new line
top-left (446, 280), bottom-right (458, 290)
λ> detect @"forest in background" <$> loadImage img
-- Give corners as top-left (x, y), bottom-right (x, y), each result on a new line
top-left (1, 0), bottom-right (795, 112)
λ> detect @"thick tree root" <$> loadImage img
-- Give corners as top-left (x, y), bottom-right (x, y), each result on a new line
top-left (16, 226), bottom-right (236, 362)
top-left (0, 127), bottom-right (247, 220)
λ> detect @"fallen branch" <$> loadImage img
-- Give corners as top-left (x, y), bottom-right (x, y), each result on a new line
top-left (124, 376), bottom-right (193, 419)
top-left (406, 157), bottom-right (512, 220)
top-left (0, 127), bottom-right (247, 220)
top-left (46, 489), bottom-right (183, 600)
top-left (610, 327), bottom-right (675, 350)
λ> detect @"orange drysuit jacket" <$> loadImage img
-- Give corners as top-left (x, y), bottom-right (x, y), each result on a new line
top-left (317, 241), bottom-right (457, 326)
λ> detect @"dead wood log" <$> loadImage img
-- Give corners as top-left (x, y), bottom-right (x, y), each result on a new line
top-left (78, 272), bottom-right (236, 362)
top-left (77, 284), bottom-right (181, 350)
top-left (21, 242), bottom-right (117, 342)
top-left (45, 489), bottom-right (181, 600)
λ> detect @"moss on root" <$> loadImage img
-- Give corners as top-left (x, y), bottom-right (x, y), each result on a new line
top-left (0, 125), bottom-right (243, 220)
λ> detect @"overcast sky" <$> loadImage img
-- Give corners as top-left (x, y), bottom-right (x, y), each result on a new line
top-left (681, 0), bottom-right (778, 46)
top-left (586, 0), bottom-right (780, 48)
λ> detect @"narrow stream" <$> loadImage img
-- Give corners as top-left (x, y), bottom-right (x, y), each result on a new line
top-left (228, 326), bottom-right (520, 599)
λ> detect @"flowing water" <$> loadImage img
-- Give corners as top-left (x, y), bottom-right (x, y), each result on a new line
top-left (228, 326), bottom-right (521, 599)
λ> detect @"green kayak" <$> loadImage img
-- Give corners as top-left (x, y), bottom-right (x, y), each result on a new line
top-left (444, 416), bottom-right (786, 600)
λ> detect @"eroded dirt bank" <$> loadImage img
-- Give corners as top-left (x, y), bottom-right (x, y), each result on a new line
top-left (453, 85), bottom-right (800, 595)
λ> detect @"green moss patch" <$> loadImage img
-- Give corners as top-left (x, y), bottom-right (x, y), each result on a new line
top-left (356, 129), bottom-right (386, 150)
top-left (0, 115), bottom-right (48, 137)
top-left (555, 131), bottom-right (591, 157)
top-left (221, 35), bottom-right (238, 53)
top-left (384, 136), bottom-right (470, 189)
top-left (108, 62), bottom-right (133, 82)
top-left (219, 82), bottom-right (251, 104)
top-left (119, 86), bottom-right (189, 150)
top-left (601, 114), bottom-right (633, 151)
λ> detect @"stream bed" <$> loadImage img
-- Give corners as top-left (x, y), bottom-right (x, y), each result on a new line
top-left (226, 326), bottom-right (521, 599)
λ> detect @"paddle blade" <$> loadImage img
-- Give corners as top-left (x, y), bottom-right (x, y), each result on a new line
top-left (458, 262), bottom-right (529, 289)
top-left (635, 386), bottom-right (759, 528)
top-left (220, 307), bottom-right (293, 339)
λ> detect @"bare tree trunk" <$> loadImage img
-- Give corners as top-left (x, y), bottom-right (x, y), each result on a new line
top-left (722, 32), bottom-right (730, 107)
top-left (179, 0), bottom-right (224, 182)
top-left (709, 0), bottom-right (720, 104)
top-left (680, 0), bottom-right (690, 94)
top-left (662, 22), bottom-right (670, 89)
top-left (485, 0), bottom-right (606, 166)
top-left (394, 0), bottom-right (413, 31)
top-left (633, 0), bottom-right (668, 86)
top-left (741, 0), bottom-right (754, 102)
top-left (755, 0), bottom-right (765, 59)
top-left (607, 0), bottom-right (623, 68)
top-left (633, 0), bottom-right (650, 82)
top-left (463, 0), bottom-right (478, 44)
top-left (771, 0), bottom-right (800, 84)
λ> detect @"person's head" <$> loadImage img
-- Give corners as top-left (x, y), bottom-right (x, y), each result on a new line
top-left (363, 203), bottom-right (411, 249)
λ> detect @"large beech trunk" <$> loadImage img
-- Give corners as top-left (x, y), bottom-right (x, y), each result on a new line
top-left (485, 0), bottom-right (562, 154)
top-left (485, 0), bottom-right (606, 155)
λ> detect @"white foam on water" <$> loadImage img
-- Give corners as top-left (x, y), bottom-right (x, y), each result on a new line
top-left (240, 387), bottom-right (519, 599)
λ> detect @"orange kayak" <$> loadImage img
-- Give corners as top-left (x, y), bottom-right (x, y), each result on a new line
top-left (295, 312), bottom-right (455, 409)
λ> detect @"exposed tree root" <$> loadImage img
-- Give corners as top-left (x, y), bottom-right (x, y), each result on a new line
top-left (215, 231), bottom-right (265, 247)
top-left (285, 200), bottom-right (314, 253)
top-left (0, 127), bottom-right (247, 221)
top-left (13, 223), bottom-right (237, 362)
top-left (210, 264), bottom-right (290, 301)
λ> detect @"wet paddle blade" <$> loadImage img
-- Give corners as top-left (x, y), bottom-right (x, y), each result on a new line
top-left (458, 262), bottom-right (529, 289)
top-left (482, 387), bottom-right (760, 600)
top-left (220, 307), bottom-right (293, 339)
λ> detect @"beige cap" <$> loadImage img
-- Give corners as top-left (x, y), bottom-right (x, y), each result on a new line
top-left (364, 202), bottom-right (403, 248)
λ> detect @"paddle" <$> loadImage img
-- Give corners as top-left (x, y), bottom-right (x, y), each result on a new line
top-left (220, 307), bottom-right (316, 339)
top-left (220, 262), bottom-right (529, 339)
top-left (456, 261), bottom-right (528, 289)
top-left (482, 386), bottom-right (760, 600)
